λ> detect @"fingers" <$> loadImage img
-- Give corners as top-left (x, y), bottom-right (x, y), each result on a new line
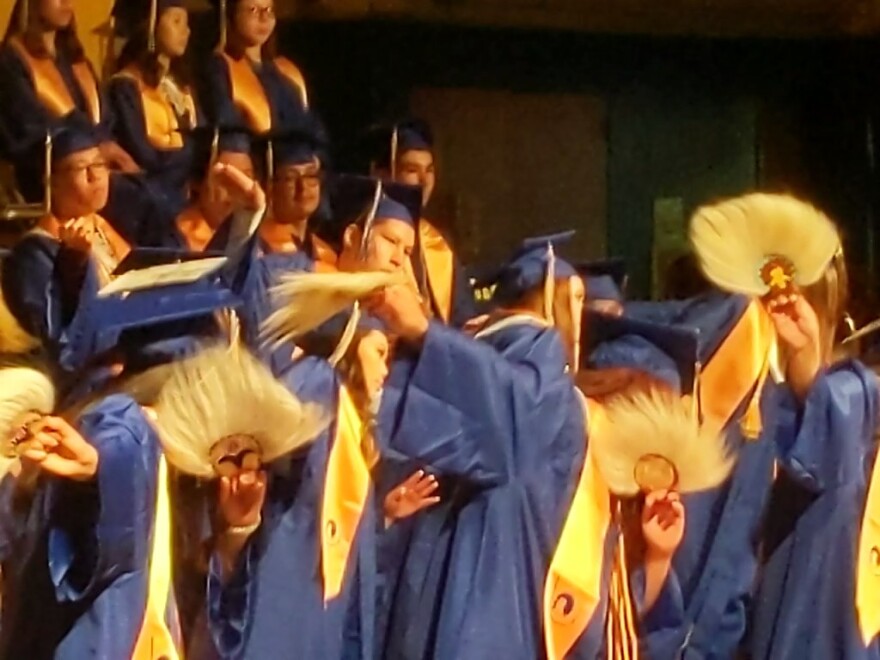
top-left (413, 473), bottom-right (439, 498)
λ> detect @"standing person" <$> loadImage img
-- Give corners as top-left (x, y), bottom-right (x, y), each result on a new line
top-left (201, 0), bottom-right (308, 135)
top-left (364, 232), bottom-right (585, 659)
top-left (0, 0), bottom-right (137, 172)
top-left (368, 118), bottom-right (475, 326)
top-left (107, 0), bottom-right (200, 211)
top-left (686, 193), bottom-right (880, 660)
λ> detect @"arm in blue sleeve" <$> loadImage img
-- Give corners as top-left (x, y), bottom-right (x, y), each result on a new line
top-left (382, 322), bottom-right (568, 485)
top-left (105, 76), bottom-right (157, 173)
top-left (772, 361), bottom-right (879, 493)
top-left (47, 396), bottom-right (160, 602)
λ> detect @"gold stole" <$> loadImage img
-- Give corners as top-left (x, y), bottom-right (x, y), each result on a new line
top-left (543, 396), bottom-right (613, 660)
top-left (419, 219), bottom-right (454, 323)
top-left (131, 456), bottom-right (181, 660)
top-left (221, 53), bottom-right (308, 134)
top-left (320, 386), bottom-right (372, 602)
top-left (9, 37), bottom-right (101, 123)
top-left (114, 68), bottom-right (196, 150)
top-left (698, 300), bottom-right (776, 439)
top-left (857, 449), bottom-right (880, 644)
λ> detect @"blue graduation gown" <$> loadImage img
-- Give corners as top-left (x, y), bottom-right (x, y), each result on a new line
top-left (0, 395), bottom-right (166, 658)
top-left (0, 41), bottom-right (112, 161)
top-left (377, 318), bottom-right (585, 660)
top-left (200, 53), bottom-right (307, 133)
top-left (750, 361), bottom-right (880, 660)
top-left (105, 73), bottom-right (199, 211)
top-left (205, 355), bottom-right (377, 660)
top-left (616, 293), bottom-right (779, 659)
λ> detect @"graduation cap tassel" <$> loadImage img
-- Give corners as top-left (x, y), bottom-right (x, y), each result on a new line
top-left (147, 0), bottom-right (158, 53)
top-left (544, 242), bottom-right (556, 324)
top-left (359, 180), bottom-right (383, 257)
top-left (43, 131), bottom-right (52, 215)
top-left (218, 0), bottom-right (228, 50)
top-left (18, 0), bottom-right (29, 35)
top-left (390, 126), bottom-right (399, 176)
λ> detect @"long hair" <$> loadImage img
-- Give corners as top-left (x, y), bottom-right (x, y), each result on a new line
top-left (115, 23), bottom-right (192, 88)
top-left (801, 248), bottom-right (849, 363)
top-left (222, 0), bottom-right (277, 60)
top-left (4, 0), bottom-right (86, 62)
top-left (506, 276), bottom-right (581, 369)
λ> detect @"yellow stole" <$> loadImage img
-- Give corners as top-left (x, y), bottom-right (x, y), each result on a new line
top-left (698, 300), bottom-right (776, 439)
top-left (113, 68), bottom-right (196, 150)
top-left (857, 449), bottom-right (880, 644)
top-left (544, 396), bottom-right (613, 660)
top-left (419, 219), bottom-right (455, 323)
top-left (9, 37), bottom-right (100, 123)
top-left (131, 455), bottom-right (181, 660)
top-left (320, 386), bottom-right (372, 602)
top-left (220, 53), bottom-right (308, 135)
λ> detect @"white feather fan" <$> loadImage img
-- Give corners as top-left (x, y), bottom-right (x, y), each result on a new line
top-left (689, 193), bottom-right (840, 296)
top-left (262, 270), bottom-right (403, 346)
top-left (590, 388), bottom-right (735, 497)
top-left (0, 362), bottom-right (55, 472)
top-left (152, 343), bottom-right (328, 478)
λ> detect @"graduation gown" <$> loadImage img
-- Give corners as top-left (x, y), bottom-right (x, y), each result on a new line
top-left (0, 395), bottom-right (174, 658)
top-left (0, 37), bottom-right (111, 161)
top-left (376, 316), bottom-right (585, 660)
top-left (750, 361), bottom-right (880, 660)
top-left (106, 68), bottom-right (200, 211)
top-left (200, 52), bottom-right (307, 134)
top-left (412, 218), bottom-right (475, 327)
top-left (205, 355), bottom-right (378, 660)
top-left (618, 293), bottom-right (779, 659)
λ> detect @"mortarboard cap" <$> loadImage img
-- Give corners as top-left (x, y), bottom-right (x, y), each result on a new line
top-left (588, 312), bottom-right (699, 394)
top-left (112, 0), bottom-right (187, 44)
top-left (575, 258), bottom-right (628, 303)
top-left (492, 231), bottom-right (577, 307)
top-left (258, 113), bottom-right (329, 173)
top-left (184, 124), bottom-right (255, 181)
top-left (367, 118), bottom-right (434, 171)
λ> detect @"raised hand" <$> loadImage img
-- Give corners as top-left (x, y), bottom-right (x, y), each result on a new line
top-left (767, 294), bottom-right (822, 398)
top-left (19, 416), bottom-right (98, 482)
top-left (218, 469), bottom-right (267, 530)
top-left (364, 284), bottom-right (430, 344)
top-left (212, 162), bottom-right (266, 212)
top-left (384, 470), bottom-right (440, 523)
top-left (642, 489), bottom-right (685, 561)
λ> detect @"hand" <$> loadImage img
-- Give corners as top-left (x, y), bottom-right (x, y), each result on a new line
top-left (461, 314), bottom-right (489, 335)
top-left (99, 141), bottom-right (140, 173)
top-left (364, 284), bottom-right (430, 344)
top-left (212, 162), bottom-right (265, 212)
top-left (768, 294), bottom-right (822, 398)
top-left (19, 416), bottom-right (98, 481)
top-left (642, 490), bottom-right (685, 561)
top-left (383, 470), bottom-right (440, 522)
top-left (58, 217), bottom-right (95, 253)
top-left (218, 469), bottom-right (267, 530)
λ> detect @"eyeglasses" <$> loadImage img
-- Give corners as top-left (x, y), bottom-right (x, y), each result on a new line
top-left (276, 170), bottom-right (322, 189)
top-left (57, 161), bottom-right (109, 177)
top-left (238, 5), bottom-right (275, 19)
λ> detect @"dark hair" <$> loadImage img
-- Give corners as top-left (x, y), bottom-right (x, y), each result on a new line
top-left (223, 0), bottom-right (276, 60)
top-left (4, 0), bottom-right (86, 62)
top-left (115, 22), bottom-right (192, 88)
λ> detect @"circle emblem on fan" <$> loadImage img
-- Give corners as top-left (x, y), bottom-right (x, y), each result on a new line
top-left (634, 454), bottom-right (678, 492)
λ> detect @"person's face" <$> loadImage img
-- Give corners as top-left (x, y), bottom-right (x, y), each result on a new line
top-left (39, 0), bottom-right (74, 30)
top-left (233, 0), bottom-right (276, 49)
top-left (395, 149), bottom-right (435, 209)
top-left (363, 219), bottom-right (415, 273)
top-left (202, 151), bottom-right (255, 219)
top-left (156, 7), bottom-right (190, 59)
top-left (356, 330), bottom-right (390, 402)
top-left (51, 147), bottom-right (109, 218)
top-left (271, 158), bottom-right (321, 224)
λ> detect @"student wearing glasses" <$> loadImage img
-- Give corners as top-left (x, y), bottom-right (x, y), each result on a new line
top-left (202, 0), bottom-right (309, 135)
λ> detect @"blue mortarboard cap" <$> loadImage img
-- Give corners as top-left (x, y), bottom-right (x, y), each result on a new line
top-left (492, 231), bottom-right (577, 305)
top-left (66, 258), bottom-right (241, 370)
top-left (588, 312), bottom-right (699, 394)
top-left (318, 175), bottom-right (420, 251)
top-left (574, 258), bottom-right (628, 303)
top-left (184, 124), bottom-right (254, 180)
top-left (367, 118), bottom-right (433, 169)
top-left (257, 113), bottom-right (328, 174)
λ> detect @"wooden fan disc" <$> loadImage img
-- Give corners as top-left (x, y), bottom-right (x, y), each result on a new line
top-left (634, 453), bottom-right (678, 493)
